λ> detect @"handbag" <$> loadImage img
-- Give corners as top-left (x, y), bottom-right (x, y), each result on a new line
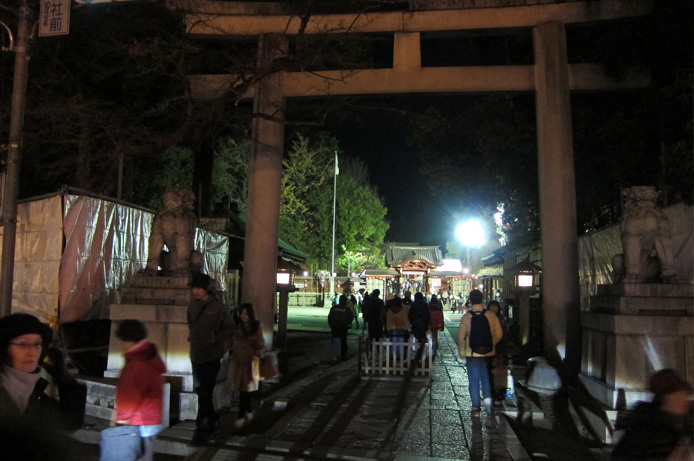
top-left (260, 354), bottom-right (276, 379)
top-left (99, 425), bottom-right (143, 461)
top-left (251, 356), bottom-right (262, 381)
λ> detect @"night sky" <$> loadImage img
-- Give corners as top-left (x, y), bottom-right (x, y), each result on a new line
top-left (324, 97), bottom-right (456, 250)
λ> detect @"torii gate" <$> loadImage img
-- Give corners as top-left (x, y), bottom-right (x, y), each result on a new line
top-left (185, 0), bottom-right (650, 373)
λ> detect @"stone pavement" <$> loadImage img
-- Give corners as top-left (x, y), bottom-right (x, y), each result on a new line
top-left (72, 308), bottom-right (611, 460)
top-left (165, 327), bottom-right (530, 461)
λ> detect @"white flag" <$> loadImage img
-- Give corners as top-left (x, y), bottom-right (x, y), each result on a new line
top-left (334, 152), bottom-right (339, 176)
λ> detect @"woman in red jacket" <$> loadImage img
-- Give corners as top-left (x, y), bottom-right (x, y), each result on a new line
top-left (105, 319), bottom-right (166, 461)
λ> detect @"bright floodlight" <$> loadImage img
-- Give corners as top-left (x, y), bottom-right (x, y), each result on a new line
top-left (455, 220), bottom-right (486, 248)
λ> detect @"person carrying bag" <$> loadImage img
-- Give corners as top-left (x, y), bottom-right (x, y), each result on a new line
top-left (100, 320), bottom-right (166, 461)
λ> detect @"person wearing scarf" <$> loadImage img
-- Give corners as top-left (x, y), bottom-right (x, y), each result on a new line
top-left (0, 313), bottom-right (86, 460)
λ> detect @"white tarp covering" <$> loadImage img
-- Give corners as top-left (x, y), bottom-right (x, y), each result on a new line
top-left (1, 192), bottom-right (229, 323)
top-left (1, 195), bottom-right (64, 321)
top-left (61, 195), bottom-right (152, 322)
top-left (578, 202), bottom-right (693, 311)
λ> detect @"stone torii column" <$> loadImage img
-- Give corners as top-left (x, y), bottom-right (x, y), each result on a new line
top-left (534, 22), bottom-right (581, 374)
top-left (242, 34), bottom-right (287, 349)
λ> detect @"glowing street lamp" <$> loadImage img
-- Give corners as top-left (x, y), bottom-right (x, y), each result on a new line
top-left (455, 219), bottom-right (487, 272)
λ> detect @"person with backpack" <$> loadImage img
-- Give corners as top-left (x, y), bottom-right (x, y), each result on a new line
top-left (457, 289), bottom-right (503, 425)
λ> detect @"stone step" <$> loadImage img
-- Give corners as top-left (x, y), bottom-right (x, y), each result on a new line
top-left (581, 311), bottom-right (694, 334)
top-left (590, 295), bottom-right (693, 315)
top-left (120, 287), bottom-right (191, 305)
top-left (596, 283), bottom-right (693, 298)
top-left (108, 303), bottom-right (188, 323)
top-left (128, 275), bottom-right (191, 289)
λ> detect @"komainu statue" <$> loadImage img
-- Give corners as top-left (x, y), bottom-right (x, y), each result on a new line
top-left (616, 186), bottom-right (677, 283)
top-left (141, 187), bottom-right (203, 276)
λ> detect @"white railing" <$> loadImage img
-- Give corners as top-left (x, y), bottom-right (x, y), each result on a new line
top-left (359, 337), bottom-right (433, 382)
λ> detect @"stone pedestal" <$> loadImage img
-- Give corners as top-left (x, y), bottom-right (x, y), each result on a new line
top-left (104, 274), bottom-right (231, 422)
top-left (580, 283), bottom-right (694, 409)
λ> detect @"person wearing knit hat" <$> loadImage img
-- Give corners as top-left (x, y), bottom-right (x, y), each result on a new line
top-left (0, 313), bottom-right (87, 460)
top-left (612, 368), bottom-right (693, 460)
top-left (650, 368), bottom-right (693, 406)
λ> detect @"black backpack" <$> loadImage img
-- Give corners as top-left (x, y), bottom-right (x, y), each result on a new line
top-left (469, 310), bottom-right (493, 354)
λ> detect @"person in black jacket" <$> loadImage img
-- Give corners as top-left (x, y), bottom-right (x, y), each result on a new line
top-left (363, 289), bottom-right (385, 342)
top-left (187, 273), bottom-right (235, 445)
top-left (612, 368), bottom-right (693, 460)
top-left (408, 292), bottom-right (430, 344)
top-left (0, 313), bottom-right (86, 460)
top-left (328, 295), bottom-right (354, 361)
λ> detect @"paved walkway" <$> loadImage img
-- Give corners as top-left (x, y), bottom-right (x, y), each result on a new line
top-left (165, 327), bottom-right (529, 461)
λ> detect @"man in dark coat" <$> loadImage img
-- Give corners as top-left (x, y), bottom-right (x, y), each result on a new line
top-left (187, 273), bottom-right (235, 445)
top-left (328, 295), bottom-right (354, 361)
top-left (408, 292), bottom-right (430, 343)
top-left (363, 289), bottom-right (385, 342)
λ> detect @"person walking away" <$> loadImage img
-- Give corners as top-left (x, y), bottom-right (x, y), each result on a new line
top-left (344, 289), bottom-right (359, 329)
top-left (458, 289), bottom-right (502, 426)
top-left (441, 289), bottom-right (449, 307)
top-left (486, 300), bottom-right (510, 405)
top-left (102, 320), bottom-right (166, 461)
top-left (385, 297), bottom-right (410, 361)
top-left (428, 295), bottom-right (444, 358)
top-left (358, 289), bottom-right (368, 332)
top-left (408, 292), bottom-right (430, 361)
top-left (612, 368), bottom-right (693, 460)
top-left (187, 273), bottom-right (235, 446)
top-left (328, 295), bottom-right (354, 361)
top-left (363, 289), bottom-right (385, 343)
top-left (227, 303), bottom-right (265, 428)
top-left (402, 290), bottom-right (413, 309)
top-left (0, 313), bottom-right (86, 460)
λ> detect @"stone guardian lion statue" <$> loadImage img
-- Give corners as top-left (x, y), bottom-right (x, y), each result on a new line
top-left (141, 187), bottom-right (203, 276)
top-left (617, 186), bottom-right (677, 283)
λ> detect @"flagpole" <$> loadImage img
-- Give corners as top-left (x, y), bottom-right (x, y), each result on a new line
top-left (330, 151), bottom-right (338, 304)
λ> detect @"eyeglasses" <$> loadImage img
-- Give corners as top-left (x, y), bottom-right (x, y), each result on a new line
top-left (9, 342), bottom-right (43, 350)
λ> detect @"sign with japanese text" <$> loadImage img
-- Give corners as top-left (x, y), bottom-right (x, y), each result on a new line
top-left (39, 0), bottom-right (71, 37)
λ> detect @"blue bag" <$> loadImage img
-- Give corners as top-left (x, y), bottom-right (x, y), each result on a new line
top-left (99, 425), bottom-right (142, 461)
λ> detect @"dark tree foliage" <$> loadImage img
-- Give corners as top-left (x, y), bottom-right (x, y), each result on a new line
top-left (570, 0), bottom-right (693, 229)
top-left (0, 1), bottom-right (254, 203)
top-left (0, 0), bottom-right (400, 208)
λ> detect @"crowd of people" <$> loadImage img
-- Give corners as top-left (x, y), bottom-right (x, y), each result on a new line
top-left (0, 271), bottom-right (273, 460)
top-left (1, 277), bottom-right (690, 460)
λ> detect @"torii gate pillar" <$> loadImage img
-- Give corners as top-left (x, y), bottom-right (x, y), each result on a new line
top-left (243, 34), bottom-right (286, 349)
top-left (534, 22), bottom-right (581, 375)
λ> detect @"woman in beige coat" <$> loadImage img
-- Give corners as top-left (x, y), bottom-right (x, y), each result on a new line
top-left (228, 303), bottom-right (265, 428)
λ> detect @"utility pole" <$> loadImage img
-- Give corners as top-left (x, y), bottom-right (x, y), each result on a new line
top-left (329, 151), bottom-right (338, 303)
top-left (0, 0), bottom-right (31, 317)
